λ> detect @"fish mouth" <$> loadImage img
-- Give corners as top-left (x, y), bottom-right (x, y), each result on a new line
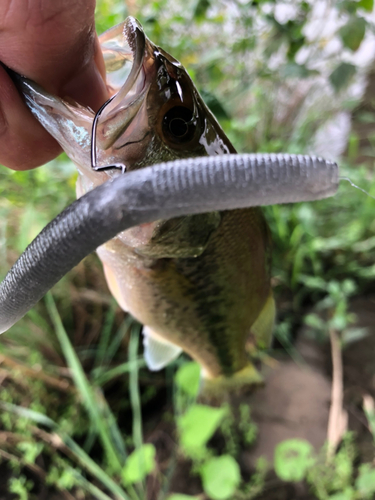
top-left (96, 17), bottom-right (150, 151)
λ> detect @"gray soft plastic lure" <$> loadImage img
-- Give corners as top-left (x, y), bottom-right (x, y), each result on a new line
top-left (0, 153), bottom-right (338, 334)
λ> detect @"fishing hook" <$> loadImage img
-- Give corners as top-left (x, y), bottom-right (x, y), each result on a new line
top-left (91, 95), bottom-right (127, 174)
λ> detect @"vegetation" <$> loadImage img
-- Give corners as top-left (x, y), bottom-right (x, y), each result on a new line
top-left (1, 0), bottom-right (375, 498)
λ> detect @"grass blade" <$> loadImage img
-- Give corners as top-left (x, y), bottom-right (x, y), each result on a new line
top-left (106, 315), bottom-right (134, 364)
top-left (96, 387), bottom-right (127, 462)
top-left (94, 300), bottom-right (117, 368)
top-left (45, 292), bottom-right (125, 473)
top-left (69, 467), bottom-right (117, 500)
top-left (93, 359), bottom-right (146, 386)
top-left (128, 324), bottom-right (143, 451)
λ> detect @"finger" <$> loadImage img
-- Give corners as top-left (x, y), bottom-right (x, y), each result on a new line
top-left (62, 35), bottom-right (108, 112)
top-left (0, 65), bottom-right (61, 170)
top-left (0, 1), bottom-right (109, 169)
top-left (0, 1), bottom-right (107, 108)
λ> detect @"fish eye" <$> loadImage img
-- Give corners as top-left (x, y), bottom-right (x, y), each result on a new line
top-left (162, 106), bottom-right (196, 143)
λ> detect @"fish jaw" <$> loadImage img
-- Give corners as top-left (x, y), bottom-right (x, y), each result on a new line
top-left (19, 79), bottom-right (93, 171)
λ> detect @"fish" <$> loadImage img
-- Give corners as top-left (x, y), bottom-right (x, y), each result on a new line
top-left (18, 16), bottom-right (276, 397)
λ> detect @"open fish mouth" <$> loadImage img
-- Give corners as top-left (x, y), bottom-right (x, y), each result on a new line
top-left (94, 17), bottom-right (204, 169)
top-left (96, 17), bottom-right (149, 150)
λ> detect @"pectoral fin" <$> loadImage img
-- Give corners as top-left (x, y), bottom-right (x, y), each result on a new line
top-left (136, 213), bottom-right (221, 258)
top-left (143, 327), bottom-right (183, 371)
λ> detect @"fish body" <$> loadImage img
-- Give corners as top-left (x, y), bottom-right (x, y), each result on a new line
top-left (20, 17), bottom-right (275, 393)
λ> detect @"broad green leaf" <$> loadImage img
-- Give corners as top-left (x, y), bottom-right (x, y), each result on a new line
top-left (339, 17), bottom-right (366, 51)
top-left (329, 63), bottom-right (356, 92)
top-left (201, 455), bottom-right (241, 500)
top-left (122, 444), bottom-right (156, 485)
top-left (355, 464), bottom-right (375, 497)
top-left (175, 362), bottom-right (201, 397)
top-left (178, 405), bottom-right (226, 453)
top-left (358, 0), bottom-right (374, 12)
top-left (274, 439), bottom-right (314, 482)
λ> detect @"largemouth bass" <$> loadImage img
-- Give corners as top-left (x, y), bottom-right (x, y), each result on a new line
top-left (19, 17), bottom-right (276, 395)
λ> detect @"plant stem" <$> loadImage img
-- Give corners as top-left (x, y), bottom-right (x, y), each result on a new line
top-left (327, 328), bottom-right (347, 458)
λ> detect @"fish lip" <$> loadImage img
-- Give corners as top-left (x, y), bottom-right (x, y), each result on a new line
top-left (102, 17), bottom-right (147, 117)
top-left (125, 17), bottom-right (144, 56)
top-left (96, 17), bottom-right (150, 150)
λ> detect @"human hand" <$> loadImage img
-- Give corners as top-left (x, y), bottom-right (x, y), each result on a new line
top-left (0, 0), bottom-right (108, 170)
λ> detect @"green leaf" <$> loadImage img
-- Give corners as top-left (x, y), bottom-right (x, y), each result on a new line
top-left (339, 17), bottom-right (366, 51)
top-left (194, 0), bottom-right (210, 19)
top-left (175, 362), bottom-right (201, 397)
top-left (329, 63), bottom-right (356, 92)
top-left (355, 464), bottom-right (375, 497)
top-left (201, 455), bottom-right (241, 500)
top-left (68, 469), bottom-right (114, 500)
top-left (358, 0), bottom-right (374, 12)
top-left (274, 439), bottom-right (314, 482)
top-left (178, 405), bottom-right (226, 453)
top-left (122, 444), bottom-right (156, 485)
top-left (17, 441), bottom-right (43, 464)
top-left (304, 313), bottom-right (325, 330)
top-left (281, 63), bottom-right (318, 79)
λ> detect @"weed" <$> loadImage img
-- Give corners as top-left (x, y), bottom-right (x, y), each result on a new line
top-left (272, 434), bottom-right (375, 500)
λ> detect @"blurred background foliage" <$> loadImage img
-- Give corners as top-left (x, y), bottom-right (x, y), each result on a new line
top-left (1, 0), bottom-right (375, 498)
